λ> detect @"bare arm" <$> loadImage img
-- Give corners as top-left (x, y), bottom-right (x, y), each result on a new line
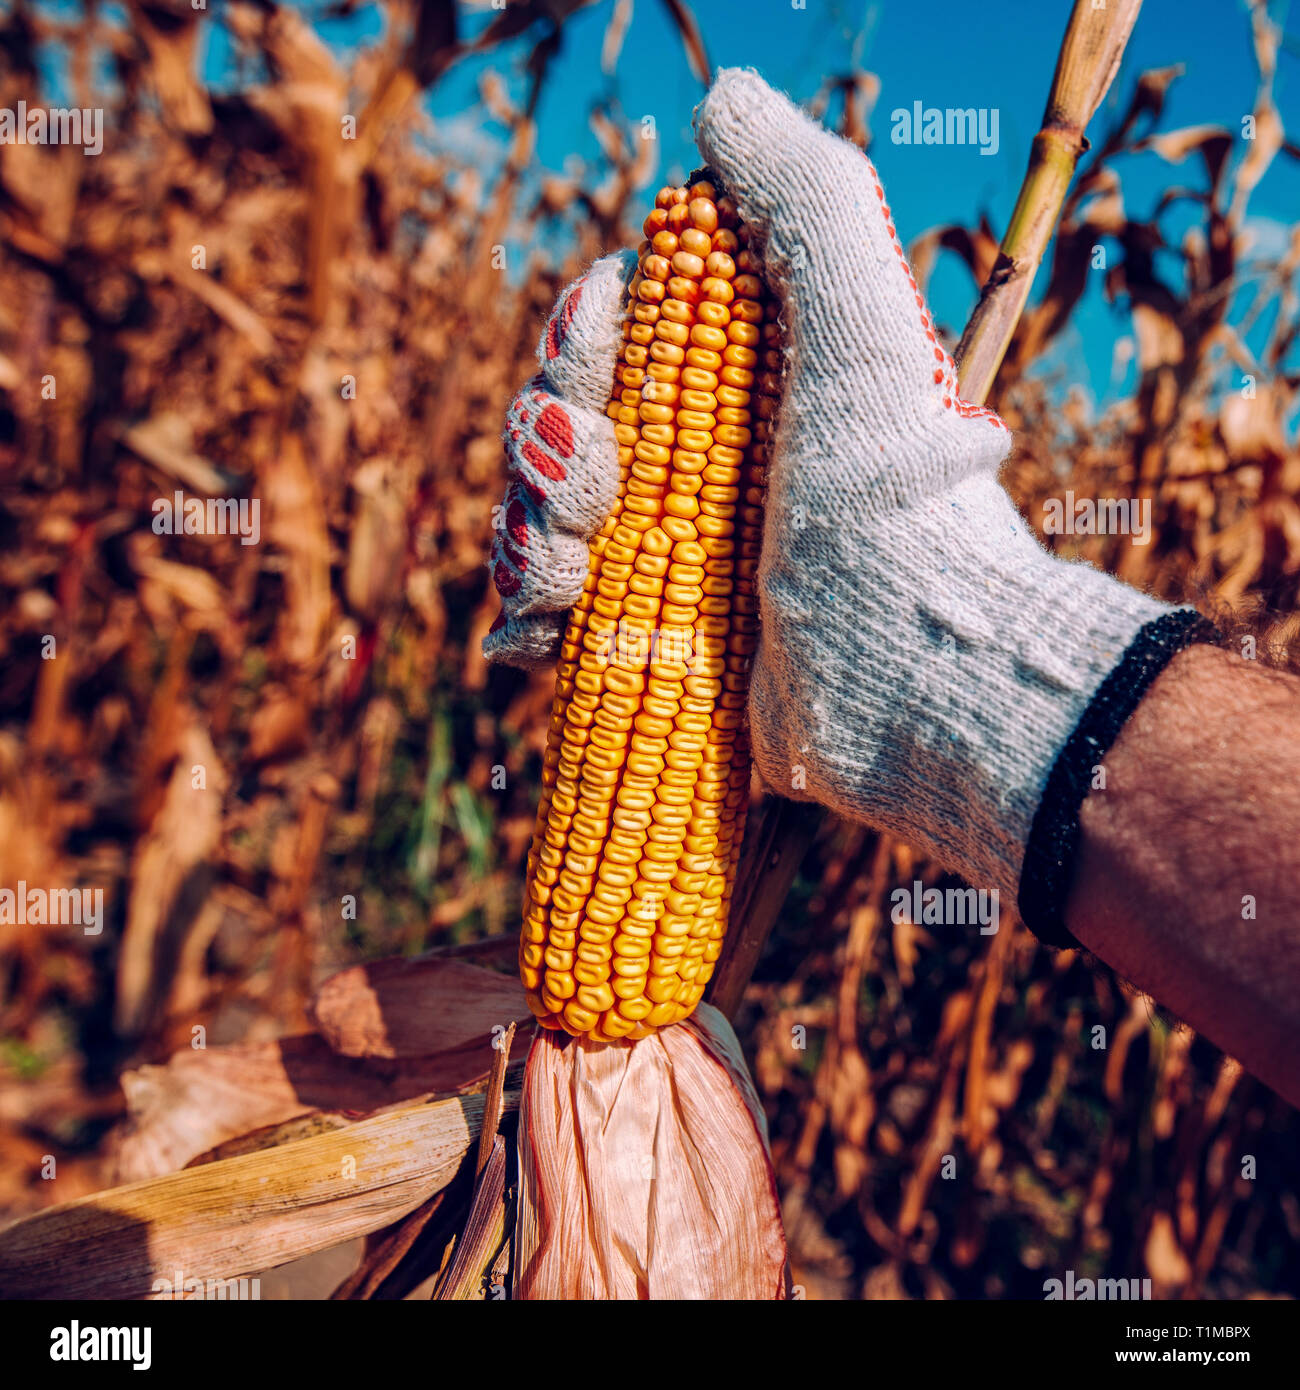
top-left (1067, 643), bottom-right (1300, 1106)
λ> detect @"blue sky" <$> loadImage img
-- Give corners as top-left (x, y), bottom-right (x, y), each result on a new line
top-left (417, 0), bottom-right (1298, 408)
top-left (40, 0), bottom-right (1300, 407)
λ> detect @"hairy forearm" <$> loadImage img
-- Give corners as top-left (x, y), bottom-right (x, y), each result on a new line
top-left (1067, 643), bottom-right (1300, 1106)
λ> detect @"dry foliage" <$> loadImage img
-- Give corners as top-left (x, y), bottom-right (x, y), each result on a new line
top-left (0, 0), bottom-right (1298, 1299)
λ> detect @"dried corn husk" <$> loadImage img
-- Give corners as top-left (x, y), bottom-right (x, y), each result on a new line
top-left (514, 1004), bottom-right (789, 1299)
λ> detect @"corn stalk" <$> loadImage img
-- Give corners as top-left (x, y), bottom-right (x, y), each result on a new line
top-left (955, 0), bottom-right (1143, 400)
top-left (708, 0), bottom-right (1144, 1019)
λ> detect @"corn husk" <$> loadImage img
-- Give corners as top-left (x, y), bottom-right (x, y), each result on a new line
top-left (514, 1004), bottom-right (789, 1299)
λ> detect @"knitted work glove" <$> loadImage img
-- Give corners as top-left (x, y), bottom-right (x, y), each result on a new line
top-left (486, 68), bottom-right (1206, 930)
top-left (484, 249), bottom-right (636, 668)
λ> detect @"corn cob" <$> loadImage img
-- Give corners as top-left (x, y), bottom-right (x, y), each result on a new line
top-left (520, 177), bottom-right (781, 1042)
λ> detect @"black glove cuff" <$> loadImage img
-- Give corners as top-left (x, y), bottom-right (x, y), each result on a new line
top-left (1017, 608), bottom-right (1220, 948)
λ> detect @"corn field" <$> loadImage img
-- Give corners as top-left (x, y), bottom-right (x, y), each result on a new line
top-left (1, 0), bottom-right (1299, 1300)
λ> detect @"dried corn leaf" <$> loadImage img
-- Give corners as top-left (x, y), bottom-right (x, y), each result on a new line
top-left (110, 1030), bottom-right (527, 1183)
top-left (434, 1133), bottom-right (508, 1300)
top-left (310, 956), bottom-right (529, 1059)
top-left (0, 1089), bottom-right (508, 1299)
top-left (115, 723), bottom-right (226, 1036)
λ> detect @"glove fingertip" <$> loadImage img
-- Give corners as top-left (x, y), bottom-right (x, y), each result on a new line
top-left (696, 67), bottom-right (885, 277)
top-left (482, 610), bottom-right (566, 671)
top-left (694, 68), bottom-right (806, 209)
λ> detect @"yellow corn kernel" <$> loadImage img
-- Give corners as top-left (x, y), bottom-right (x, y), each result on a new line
top-left (518, 176), bottom-right (782, 1039)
